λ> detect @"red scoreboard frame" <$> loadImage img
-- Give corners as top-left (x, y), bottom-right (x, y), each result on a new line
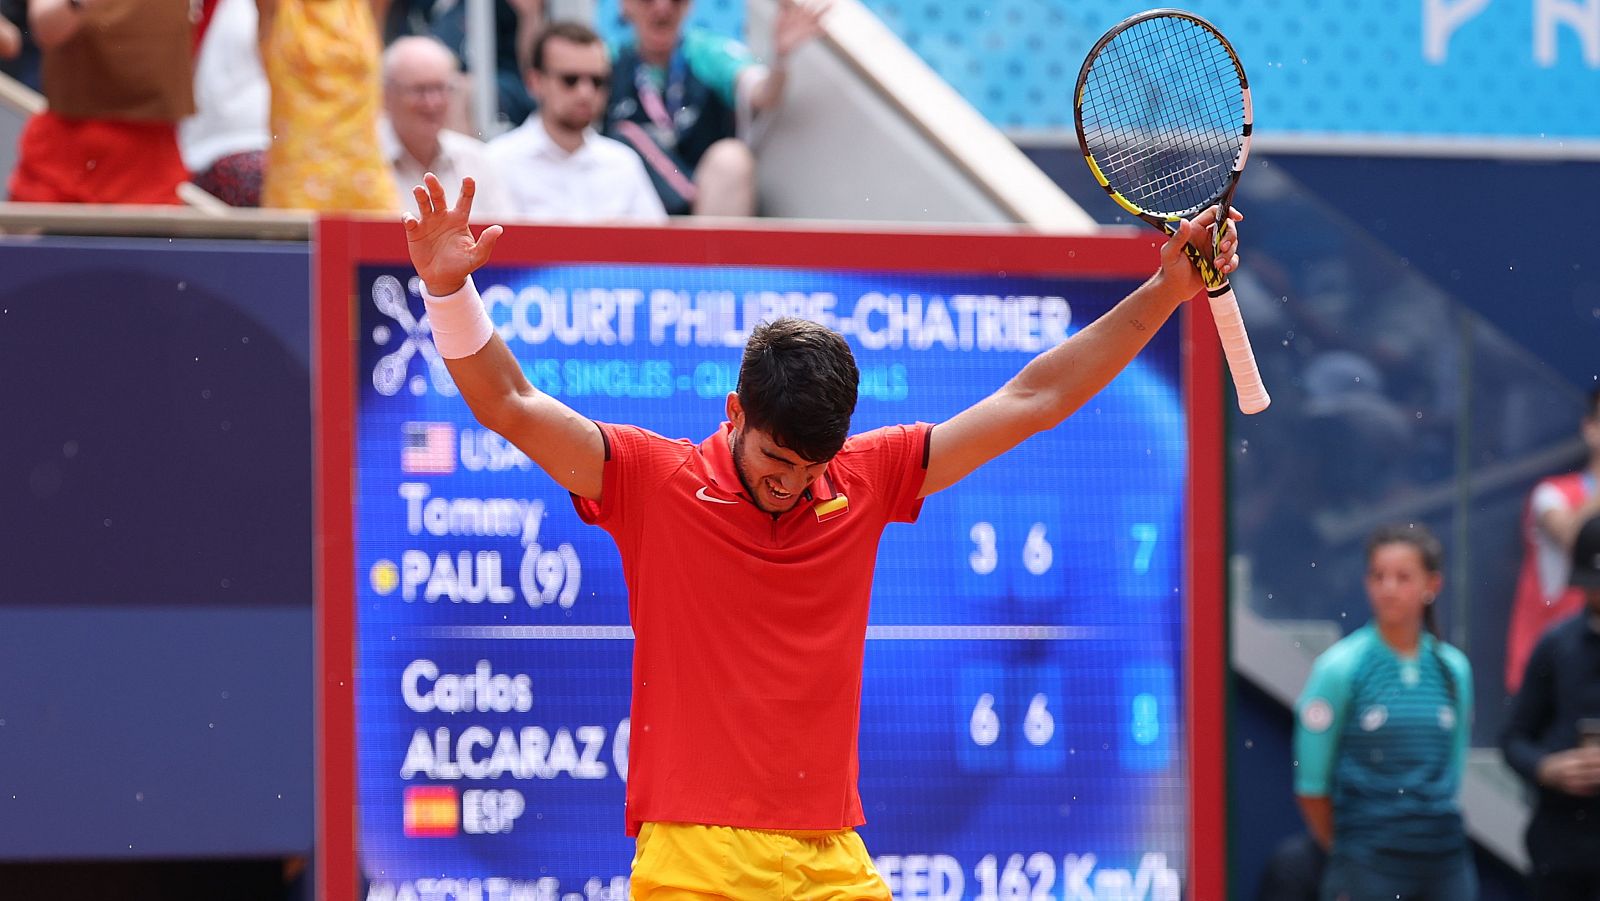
top-left (313, 218), bottom-right (1227, 900)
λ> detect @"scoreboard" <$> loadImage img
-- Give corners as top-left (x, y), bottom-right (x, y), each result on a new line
top-left (315, 223), bottom-right (1225, 901)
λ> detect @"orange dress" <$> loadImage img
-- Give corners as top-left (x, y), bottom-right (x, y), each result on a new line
top-left (260, 0), bottom-right (397, 211)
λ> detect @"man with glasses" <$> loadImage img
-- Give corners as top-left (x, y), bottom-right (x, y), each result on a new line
top-left (383, 35), bottom-right (511, 219)
top-left (606, 0), bottom-right (828, 217)
top-left (488, 21), bottom-right (666, 223)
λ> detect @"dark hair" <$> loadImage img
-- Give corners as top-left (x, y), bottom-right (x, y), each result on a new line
top-left (1366, 522), bottom-right (1457, 704)
top-left (736, 318), bottom-right (859, 463)
top-left (1587, 388), bottom-right (1600, 420)
top-left (1366, 522), bottom-right (1443, 576)
top-left (528, 21), bottom-right (604, 75)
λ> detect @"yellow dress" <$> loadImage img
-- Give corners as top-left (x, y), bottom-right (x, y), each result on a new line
top-left (261, 0), bottom-right (398, 212)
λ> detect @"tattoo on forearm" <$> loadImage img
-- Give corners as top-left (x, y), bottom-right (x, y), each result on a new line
top-left (1130, 318), bottom-right (1147, 331)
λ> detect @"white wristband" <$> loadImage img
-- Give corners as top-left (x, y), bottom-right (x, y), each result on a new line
top-left (422, 276), bottom-right (496, 359)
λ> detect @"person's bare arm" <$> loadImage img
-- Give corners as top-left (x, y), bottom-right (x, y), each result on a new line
top-left (506, 0), bottom-right (543, 78)
top-left (1540, 494), bottom-right (1600, 552)
top-left (405, 174), bottom-right (606, 499)
top-left (1296, 795), bottom-right (1334, 851)
top-left (747, 0), bottom-right (829, 114)
top-left (255, 0), bottom-right (276, 50)
top-left (0, 12), bottom-right (22, 59)
top-left (29, 0), bottom-right (87, 51)
top-left (920, 208), bottom-right (1241, 498)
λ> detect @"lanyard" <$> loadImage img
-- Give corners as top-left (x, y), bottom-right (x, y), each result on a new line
top-left (634, 49), bottom-right (688, 140)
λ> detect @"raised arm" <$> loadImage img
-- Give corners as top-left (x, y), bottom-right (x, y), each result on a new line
top-left (920, 207), bottom-right (1240, 498)
top-left (29, 0), bottom-right (87, 50)
top-left (405, 173), bottom-right (606, 499)
top-left (0, 12), bottom-right (22, 59)
top-left (506, 0), bottom-right (543, 77)
top-left (747, 0), bottom-right (831, 114)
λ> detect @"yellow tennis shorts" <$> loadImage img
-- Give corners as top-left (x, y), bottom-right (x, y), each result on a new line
top-left (630, 821), bottom-right (893, 900)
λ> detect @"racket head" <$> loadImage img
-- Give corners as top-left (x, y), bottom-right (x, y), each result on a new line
top-left (1073, 9), bottom-right (1252, 233)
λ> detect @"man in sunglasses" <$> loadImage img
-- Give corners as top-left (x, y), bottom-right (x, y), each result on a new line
top-left (606, 0), bottom-right (829, 217)
top-left (487, 21), bottom-right (666, 223)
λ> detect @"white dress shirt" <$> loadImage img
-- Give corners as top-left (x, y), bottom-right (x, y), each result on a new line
top-left (486, 118), bottom-right (668, 224)
top-left (382, 120), bottom-right (512, 220)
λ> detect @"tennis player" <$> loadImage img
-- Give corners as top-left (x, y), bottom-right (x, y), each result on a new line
top-left (404, 173), bottom-right (1241, 899)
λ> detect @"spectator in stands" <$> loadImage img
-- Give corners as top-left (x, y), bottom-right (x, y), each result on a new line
top-left (1501, 513), bottom-right (1600, 901)
top-left (8, 0), bottom-right (193, 204)
top-left (181, 0), bottom-right (269, 207)
top-left (1294, 523), bottom-right (1476, 901)
top-left (382, 35), bottom-right (509, 219)
top-left (488, 21), bottom-right (664, 223)
top-left (1505, 388), bottom-right (1600, 693)
top-left (605, 0), bottom-right (829, 216)
top-left (259, 0), bottom-right (396, 211)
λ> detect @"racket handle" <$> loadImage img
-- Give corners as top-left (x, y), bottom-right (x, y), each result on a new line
top-left (1207, 285), bottom-right (1271, 414)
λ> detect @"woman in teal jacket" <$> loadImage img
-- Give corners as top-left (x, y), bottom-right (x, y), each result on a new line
top-left (1293, 523), bottom-right (1475, 901)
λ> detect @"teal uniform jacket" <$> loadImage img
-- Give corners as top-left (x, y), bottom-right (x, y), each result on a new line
top-left (1294, 624), bottom-right (1473, 862)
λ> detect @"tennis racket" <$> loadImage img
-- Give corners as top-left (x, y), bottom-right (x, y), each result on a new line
top-left (1073, 8), bottom-right (1270, 414)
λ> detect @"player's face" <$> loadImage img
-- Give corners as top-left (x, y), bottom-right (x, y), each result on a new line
top-left (729, 427), bottom-right (828, 515)
top-left (622, 0), bottom-right (690, 59)
top-left (1364, 542), bottom-right (1441, 631)
top-left (725, 402), bottom-right (829, 514)
top-left (534, 39), bottom-right (610, 132)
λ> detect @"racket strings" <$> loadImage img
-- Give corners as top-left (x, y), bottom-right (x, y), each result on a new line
top-left (1078, 16), bottom-right (1244, 217)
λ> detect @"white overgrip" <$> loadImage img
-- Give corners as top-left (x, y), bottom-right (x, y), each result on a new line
top-left (1207, 285), bottom-right (1271, 414)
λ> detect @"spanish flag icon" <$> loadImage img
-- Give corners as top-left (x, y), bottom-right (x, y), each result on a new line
top-left (814, 494), bottom-right (849, 523)
top-left (404, 785), bottom-right (458, 837)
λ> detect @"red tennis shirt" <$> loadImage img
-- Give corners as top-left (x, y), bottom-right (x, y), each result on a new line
top-left (572, 419), bottom-right (931, 835)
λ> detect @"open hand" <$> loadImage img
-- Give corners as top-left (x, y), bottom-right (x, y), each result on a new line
top-left (402, 173), bottom-right (503, 296)
top-left (773, 0), bottom-right (831, 62)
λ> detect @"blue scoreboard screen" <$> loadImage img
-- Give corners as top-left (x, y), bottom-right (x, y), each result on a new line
top-left (316, 223), bottom-right (1221, 901)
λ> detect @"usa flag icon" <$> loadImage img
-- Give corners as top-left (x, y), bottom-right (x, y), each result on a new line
top-left (401, 422), bottom-right (455, 475)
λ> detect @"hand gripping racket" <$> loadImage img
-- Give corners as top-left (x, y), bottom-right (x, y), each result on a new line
top-left (1073, 8), bottom-right (1270, 414)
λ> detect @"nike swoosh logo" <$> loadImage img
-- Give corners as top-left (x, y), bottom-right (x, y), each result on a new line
top-left (695, 487), bottom-right (737, 505)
